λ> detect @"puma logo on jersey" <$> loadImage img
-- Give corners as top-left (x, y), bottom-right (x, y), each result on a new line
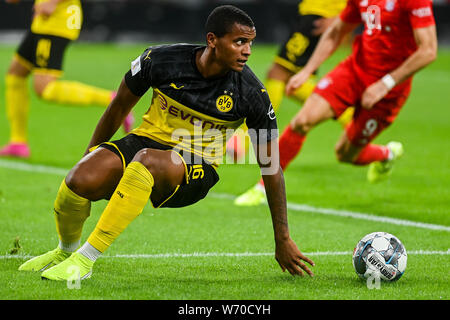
top-left (144, 50), bottom-right (152, 60)
top-left (170, 83), bottom-right (185, 90)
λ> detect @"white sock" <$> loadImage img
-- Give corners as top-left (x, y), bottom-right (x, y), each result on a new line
top-left (77, 242), bottom-right (102, 262)
top-left (58, 240), bottom-right (80, 252)
top-left (387, 147), bottom-right (394, 161)
top-left (255, 182), bottom-right (266, 193)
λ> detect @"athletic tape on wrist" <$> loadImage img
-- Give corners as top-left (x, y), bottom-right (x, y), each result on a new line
top-left (381, 74), bottom-right (396, 90)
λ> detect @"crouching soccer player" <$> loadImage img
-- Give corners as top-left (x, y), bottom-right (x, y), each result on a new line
top-left (0, 0), bottom-right (134, 159)
top-left (18, 5), bottom-right (315, 280)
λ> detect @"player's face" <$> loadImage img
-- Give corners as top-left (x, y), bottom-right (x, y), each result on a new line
top-left (215, 23), bottom-right (256, 72)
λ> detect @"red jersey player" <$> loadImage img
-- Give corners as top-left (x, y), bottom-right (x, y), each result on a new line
top-left (235, 0), bottom-right (437, 206)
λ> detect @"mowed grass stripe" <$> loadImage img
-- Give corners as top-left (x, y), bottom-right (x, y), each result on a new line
top-left (1, 249), bottom-right (449, 260)
top-left (1, 158), bottom-right (449, 232)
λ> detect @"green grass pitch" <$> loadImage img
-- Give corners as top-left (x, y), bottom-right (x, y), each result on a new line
top-left (0, 43), bottom-right (448, 300)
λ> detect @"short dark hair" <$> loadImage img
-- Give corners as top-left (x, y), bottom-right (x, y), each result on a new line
top-left (205, 5), bottom-right (254, 38)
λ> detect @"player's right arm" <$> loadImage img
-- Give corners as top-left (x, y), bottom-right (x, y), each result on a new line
top-left (286, 17), bottom-right (359, 95)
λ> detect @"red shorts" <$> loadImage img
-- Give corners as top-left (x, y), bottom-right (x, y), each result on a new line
top-left (314, 58), bottom-right (411, 146)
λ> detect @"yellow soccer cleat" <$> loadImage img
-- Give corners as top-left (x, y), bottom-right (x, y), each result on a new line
top-left (367, 141), bottom-right (404, 183)
top-left (234, 184), bottom-right (266, 206)
top-left (41, 252), bottom-right (94, 281)
top-left (18, 247), bottom-right (72, 272)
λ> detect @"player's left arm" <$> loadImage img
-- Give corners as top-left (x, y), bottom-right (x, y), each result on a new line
top-left (361, 25), bottom-right (438, 109)
top-left (253, 139), bottom-right (315, 277)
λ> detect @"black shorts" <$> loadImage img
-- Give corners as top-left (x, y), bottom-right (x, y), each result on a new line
top-left (16, 31), bottom-right (70, 71)
top-left (98, 134), bottom-right (220, 209)
top-left (276, 15), bottom-right (322, 73)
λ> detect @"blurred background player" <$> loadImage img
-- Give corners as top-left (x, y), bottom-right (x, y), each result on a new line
top-left (233, 0), bottom-right (348, 205)
top-left (235, 0), bottom-right (437, 206)
top-left (226, 0), bottom-right (351, 161)
top-left (0, 0), bottom-right (134, 158)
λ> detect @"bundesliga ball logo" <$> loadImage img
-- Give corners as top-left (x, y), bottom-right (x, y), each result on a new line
top-left (352, 232), bottom-right (407, 282)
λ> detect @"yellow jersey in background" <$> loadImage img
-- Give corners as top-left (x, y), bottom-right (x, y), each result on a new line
top-left (299, 0), bottom-right (347, 18)
top-left (31, 0), bottom-right (82, 40)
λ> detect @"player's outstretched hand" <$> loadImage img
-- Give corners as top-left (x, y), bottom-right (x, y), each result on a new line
top-left (275, 237), bottom-right (315, 277)
top-left (361, 80), bottom-right (390, 110)
top-left (285, 69), bottom-right (311, 96)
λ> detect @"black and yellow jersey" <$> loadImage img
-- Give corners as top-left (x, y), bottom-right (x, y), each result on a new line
top-left (124, 44), bottom-right (277, 167)
top-left (299, 0), bottom-right (347, 18)
top-left (31, 0), bottom-right (82, 40)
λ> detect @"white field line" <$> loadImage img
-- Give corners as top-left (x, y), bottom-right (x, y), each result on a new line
top-left (1, 249), bottom-right (449, 260)
top-left (284, 202), bottom-right (450, 232)
top-left (1, 159), bottom-right (449, 232)
top-left (0, 159), bottom-right (68, 176)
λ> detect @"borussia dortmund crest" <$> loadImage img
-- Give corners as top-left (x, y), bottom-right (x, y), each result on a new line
top-left (216, 95), bottom-right (233, 112)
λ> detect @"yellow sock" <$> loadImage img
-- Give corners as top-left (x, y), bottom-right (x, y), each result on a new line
top-left (264, 78), bottom-right (285, 113)
top-left (291, 75), bottom-right (316, 104)
top-left (5, 74), bottom-right (29, 143)
top-left (54, 179), bottom-right (91, 245)
top-left (87, 162), bottom-right (154, 253)
top-left (41, 80), bottom-right (112, 107)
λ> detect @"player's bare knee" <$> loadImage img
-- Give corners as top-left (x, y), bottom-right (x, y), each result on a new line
top-left (33, 78), bottom-right (48, 97)
top-left (267, 63), bottom-right (292, 82)
top-left (132, 148), bottom-right (165, 176)
top-left (132, 148), bottom-right (152, 168)
top-left (33, 75), bottom-right (57, 97)
top-left (7, 59), bottom-right (31, 77)
top-left (34, 86), bottom-right (44, 98)
top-left (132, 148), bottom-right (184, 186)
top-left (65, 171), bottom-right (88, 198)
top-left (65, 167), bottom-right (103, 200)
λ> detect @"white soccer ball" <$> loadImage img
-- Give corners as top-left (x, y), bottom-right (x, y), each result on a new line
top-left (352, 232), bottom-right (407, 281)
